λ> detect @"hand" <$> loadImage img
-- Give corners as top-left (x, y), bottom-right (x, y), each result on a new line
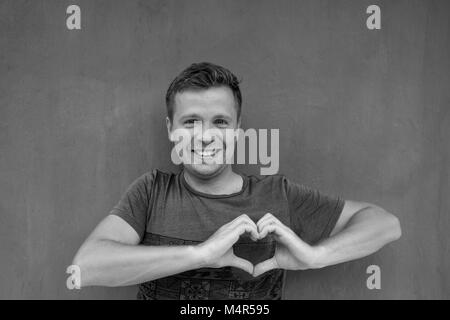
top-left (196, 214), bottom-right (259, 275)
top-left (253, 213), bottom-right (325, 277)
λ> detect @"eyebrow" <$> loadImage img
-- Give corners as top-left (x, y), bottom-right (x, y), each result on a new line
top-left (178, 114), bottom-right (233, 121)
top-left (213, 114), bottom-right (233, 121)
top-left (179, 114), bottom-right (202, 121)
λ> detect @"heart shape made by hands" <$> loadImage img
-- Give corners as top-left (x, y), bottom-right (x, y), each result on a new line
top-left (233, 233), bottom-right (276, 266)
top-left (228, 213), bottom-right (316, 277)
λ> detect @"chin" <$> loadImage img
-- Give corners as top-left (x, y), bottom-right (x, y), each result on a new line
top-left (184, 163), bottom-right (227, 179)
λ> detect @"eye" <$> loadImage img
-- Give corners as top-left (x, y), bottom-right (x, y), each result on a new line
top-left (214, 119), bottom-right (229, 127)
top-left (183, 119), bottom-right (198, 127)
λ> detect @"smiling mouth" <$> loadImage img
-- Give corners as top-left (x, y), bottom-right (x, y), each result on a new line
top-left (191, 149), bottom-right (220, 158)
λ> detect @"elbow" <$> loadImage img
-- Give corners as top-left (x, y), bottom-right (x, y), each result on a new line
top-left (70, 240), bottom-right (122, 287)
top-left (391, 215), bottom-right (402, 241)
top-left (382, 211), bottom-right (402, 243)
top-left (70, 246), bottom-right (97, 288)
top-left (67, 253), bottom-right (84, 290)
top-left (70, 253), bottom-right (87, 288)
top-left (71, 249), bottom-right (84, 269)
top-left (366, 205), bottom-right (402, 243)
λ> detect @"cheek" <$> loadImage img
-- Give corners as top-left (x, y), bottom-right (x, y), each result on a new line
top-left (191, 136), bottom-right (203, 151)
top-left (170, 128), bottom-right (197, 153)
top-left (210, 132), bottom-right (228, 150)
top-left (221, 129), bottom-right (238, 149)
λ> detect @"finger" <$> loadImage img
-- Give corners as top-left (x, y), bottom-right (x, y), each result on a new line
top-left (235, 221), bottom-right (260, 241)
top-left (241, 214), bottom-right (258, 229)
top-left (256, 212), bottom-right (276, 226)
top-left (257, 217), bottom-right (276, 232)
top-left (257, 213), bottom-right (284, 231)
top-left (228, 214), bottom-right (256, 229)
top-left (219, 221), bottom-right (258, 247)
top-left (258, 223), bottom-right (276, 239)
top-left (253, 257), bottom-right (278, 277)
top-left (258, 223), bottom-right (288, 240)
top-left (257, 217), bottom-right (282, 234)
top-left (259, 223), bottom-right (307, 252)
top-left (228, 254), bottom-right (254, 275)
top-left (225, 215), bottom-right (244, 229)
top-left (258, 217), bottom-right (290, 236)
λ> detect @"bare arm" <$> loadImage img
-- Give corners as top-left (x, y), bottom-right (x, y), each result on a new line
top-left (72, 214), bottom-right (258, 287)
top-left (253, 202), bottom-right (401, 276)
top-left (314, 201), bottom-right (402, 268)
top-left (72, 215), bottom-right (205, 287)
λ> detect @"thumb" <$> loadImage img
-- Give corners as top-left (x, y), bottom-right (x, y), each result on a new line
top-left (253, 257), bottom-right (278, 277)
top-left (228, 254), bottom-right (254, 275)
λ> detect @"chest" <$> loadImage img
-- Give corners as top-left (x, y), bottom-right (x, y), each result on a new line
top-left (146, 189), bottom-right (290, 242)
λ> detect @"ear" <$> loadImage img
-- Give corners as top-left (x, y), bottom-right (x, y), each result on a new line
top-left (166, 116), bottom-right (173, 141)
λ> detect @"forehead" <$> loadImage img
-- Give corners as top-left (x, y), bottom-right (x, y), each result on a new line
top-left (173, 86), bottom-right (237, 119)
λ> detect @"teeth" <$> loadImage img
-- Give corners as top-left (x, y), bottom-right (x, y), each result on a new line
top-left (192, 150), bottom-right (217, 157)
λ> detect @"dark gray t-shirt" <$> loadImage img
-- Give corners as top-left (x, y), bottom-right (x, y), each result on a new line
top-left (109, 168), bottom-right (345, 300)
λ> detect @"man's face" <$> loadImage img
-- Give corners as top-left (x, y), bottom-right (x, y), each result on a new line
top-left (167, 86), bottom-right (240, 178)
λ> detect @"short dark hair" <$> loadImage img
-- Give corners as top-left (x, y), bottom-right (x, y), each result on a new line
top-left (165, 62), bottom-right (242, 120)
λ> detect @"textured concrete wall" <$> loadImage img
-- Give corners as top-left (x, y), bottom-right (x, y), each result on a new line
top-left (0, 0), bottom-right (449, 299)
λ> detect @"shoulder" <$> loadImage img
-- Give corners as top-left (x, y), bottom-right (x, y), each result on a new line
top-left (244, 172), bottom-right (321, 201)
top-left (245, 171), bottom-right (291, 185)
top-left (243, 171), bottom-right (293, 195)
top-left (129, 168), bottom-right (180, 190)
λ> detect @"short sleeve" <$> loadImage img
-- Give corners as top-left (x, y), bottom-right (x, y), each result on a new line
top-left (109, 171), bottom-right (155, 241)
top-left (283, 177), bottom-right (345, 245)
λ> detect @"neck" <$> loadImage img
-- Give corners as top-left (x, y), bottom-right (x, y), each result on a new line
top-left (183, 166), bottom-right (243, 195)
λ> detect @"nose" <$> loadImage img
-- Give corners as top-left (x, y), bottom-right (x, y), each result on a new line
top-left (192, 122), bottom-right (215, 146)
top-left (201, 125), bottom-right (215, 145)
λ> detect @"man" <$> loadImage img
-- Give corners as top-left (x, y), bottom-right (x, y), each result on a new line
top-left (72, 62), bottom-right (401, 299)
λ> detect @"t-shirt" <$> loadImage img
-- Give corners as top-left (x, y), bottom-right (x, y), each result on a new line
top-left (109, 168), bottom-right (345, 300)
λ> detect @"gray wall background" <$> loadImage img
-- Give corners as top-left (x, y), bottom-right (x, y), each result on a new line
top-left (1, 0), bottom-right (449, 299)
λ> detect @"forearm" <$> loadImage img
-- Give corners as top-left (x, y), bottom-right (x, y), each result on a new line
top-left (73, 239), bottom-right (204, 287)
top-left (313, 206), bottom-right (401, 268)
